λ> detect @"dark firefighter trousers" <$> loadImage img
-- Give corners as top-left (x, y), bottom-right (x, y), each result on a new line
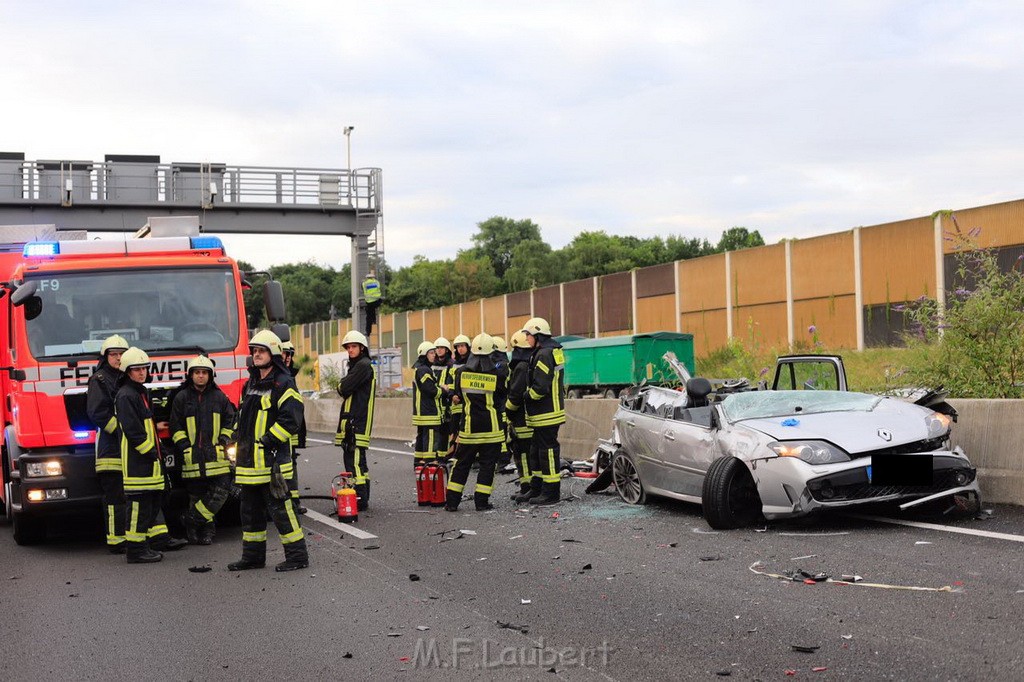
top-left (341, 433), bottom-right (371, 510)
top-left (239, 484), bottom-right (308, 565)
top-left (529, 425), bottom-right (562, 485)
top-left (98, 472), bottom-right (126, 548)
top-left (511, 435), bottom-right (531, 488)
top-left (446, 442), bottom-right (499, 508)
top-left (185, 474), bottom-right (231, 538)
top-left (125, 491), bottom-right (172, 557)
top-left (414, 424), bottom-right (442, 467)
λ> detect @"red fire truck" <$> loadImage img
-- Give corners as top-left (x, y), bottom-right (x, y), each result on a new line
top-left (0, 222), bottom-right (285, 544)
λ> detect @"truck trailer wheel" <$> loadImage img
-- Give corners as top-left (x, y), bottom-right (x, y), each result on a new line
top-left (12, 511), bottom-right (46, 546)
top-left (566, 389), bottom-right (583, 400)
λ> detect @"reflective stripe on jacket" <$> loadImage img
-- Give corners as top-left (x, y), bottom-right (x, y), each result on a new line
top-left (335, 353), bottom-right (376, 448)
top-left (170, 382), bottom-right (236, 479)
top-left (454, 357), bottom-right (508, 445)
top-left (412, 358), bottom-right (442, 426)
top-left (234, 363), bottom-right (302, 485)
top-left (524, 339), bottom-right (566, 428)
top-left (87, 362), bottom-right (123, 473)
top-left (117, 379), bottom-right (164, 493)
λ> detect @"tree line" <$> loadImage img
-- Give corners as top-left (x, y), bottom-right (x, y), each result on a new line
top-left (241, 217), bottom-right (764, 326)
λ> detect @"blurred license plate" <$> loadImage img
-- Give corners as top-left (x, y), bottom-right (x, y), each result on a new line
top-left (869, 455), bottom-right (933, 486)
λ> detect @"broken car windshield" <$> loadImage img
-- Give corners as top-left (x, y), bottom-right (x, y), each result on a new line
top-left (721, 390), bottom-right (881, 422)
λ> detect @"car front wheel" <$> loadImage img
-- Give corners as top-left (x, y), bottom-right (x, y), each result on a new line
top-left (612, 452), bottom-right (646, 505)
top-left (702, 456), bottom-right (763, 529)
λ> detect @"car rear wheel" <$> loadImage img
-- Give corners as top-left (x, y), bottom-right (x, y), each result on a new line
top-left (612, 452), bottom-right (646, 505)
top-left (702, 456), bottom-right (763, 529)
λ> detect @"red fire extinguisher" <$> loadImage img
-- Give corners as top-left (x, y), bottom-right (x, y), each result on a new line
top-left (416, 465), bottom-right (431, 506)
top-left (427, 463), bottom-right (447, 507)
top-left (332, 472), bottom-right (359, 523)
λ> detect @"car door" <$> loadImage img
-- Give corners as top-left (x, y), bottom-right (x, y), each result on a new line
top-left (660, 398), bottom-right (719, 497)
top-left (616, 388), bottom-right (670, 487)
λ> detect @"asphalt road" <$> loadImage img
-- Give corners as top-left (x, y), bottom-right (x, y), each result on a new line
top-left (2, 432), bottom-right (1023, 680)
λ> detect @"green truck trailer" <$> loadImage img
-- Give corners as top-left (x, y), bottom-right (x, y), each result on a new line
top-left (560, 332), bottom-right (695, 398)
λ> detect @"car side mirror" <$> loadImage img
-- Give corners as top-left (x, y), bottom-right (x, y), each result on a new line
top-left (10, 280), bottom-right (38, 307)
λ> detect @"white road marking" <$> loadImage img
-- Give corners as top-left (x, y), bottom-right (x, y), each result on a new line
top-left (851, 514), bottom-right (1024, 544)
top-left (306, 437), bottom-right (413, 457)
top-left (304, 509), bottom-right (379, 540)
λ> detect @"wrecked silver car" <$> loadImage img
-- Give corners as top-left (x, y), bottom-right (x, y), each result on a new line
top-left (598, 382), bottom-right (981, 529)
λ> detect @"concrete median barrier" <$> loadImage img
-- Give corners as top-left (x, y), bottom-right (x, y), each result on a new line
top-left (305, 397), bottom-right (1024, 505)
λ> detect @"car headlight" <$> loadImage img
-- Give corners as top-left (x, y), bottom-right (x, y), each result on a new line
top-left (925, 413), bottom-right (951, 439)
top-left (26, 460), bottom-right (62, 477)
top-left (769, 441), bottom-right (850, 465)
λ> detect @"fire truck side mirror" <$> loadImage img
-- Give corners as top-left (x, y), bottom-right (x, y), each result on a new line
top-left (10, 280), bottom-right (38, 307)
top-left (23, 296), bottom-right (42, 321)
top-left (263, 280), bottom-right (286, 323)
top-left (271, 323), bottom-right (291, 343)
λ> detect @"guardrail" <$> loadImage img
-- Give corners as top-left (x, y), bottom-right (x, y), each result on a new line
top-left (0, 157), bottom-right (381, 211)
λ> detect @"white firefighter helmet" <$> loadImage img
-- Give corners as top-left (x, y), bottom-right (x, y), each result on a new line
top-left (492, 337), bottom-right (508, 353)
top-left (342, 330), bottom-right (369, 349)
top-left (522, 317), bottom-right (552, 336)
top-left (120, 347), bottom-right (151, 371)
top-left (100, 334), bottom-right (130, 356)
top-left (249, 329), bottom-right (283, 356)
top-left (417, 341), bottom-right (435, 357)
top-left (453, 334), bottom-right (471, 348)
top-left (471, 333), bottom-right (494, 356)
top-left (510, 330), bottom-right (530, 349)
top-left (280, 340), bottom-right (296, 356)
top-left (188, 354), bottom-right (216, 377)
top-left (434, 336), bottom-right (453, 352)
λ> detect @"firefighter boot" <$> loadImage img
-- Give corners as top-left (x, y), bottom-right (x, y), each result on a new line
top-left (530, 481), bottom-right (562, 506)
top-left (229, 542), bottom-right (266, 571)
top-left (126, 542), bottom-right (163, 564)
top-left (355, 482), bottom-right (370, 512)
top-left (444, 490), bottom-right (462, 512)
top-left (275, 542), bottom-right (309, 572)
top-left (514, 478), bottom-right (543, 504)
top-left (511, 481), bottom-right (531, 501)
top-left (152, 536), bottom-right (188, 552)
top-left (474, 492), bottom-right (494, 511)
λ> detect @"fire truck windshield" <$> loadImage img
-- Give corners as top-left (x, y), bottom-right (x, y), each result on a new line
top-left (24, 267), bottom-right (241, 359)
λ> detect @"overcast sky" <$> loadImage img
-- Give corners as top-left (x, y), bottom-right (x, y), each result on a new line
top-left (2, 1), bottom-right (1022, 270)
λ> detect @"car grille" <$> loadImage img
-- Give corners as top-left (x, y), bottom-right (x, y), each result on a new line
top-left (808, 467), bottom-right (975, 503)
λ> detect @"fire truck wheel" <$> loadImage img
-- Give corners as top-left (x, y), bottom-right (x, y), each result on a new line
top-left (12, 512), bottom-right (45, 546)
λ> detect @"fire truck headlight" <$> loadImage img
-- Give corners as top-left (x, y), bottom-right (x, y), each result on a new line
top-left (26, 461), bottom-right (62, 477)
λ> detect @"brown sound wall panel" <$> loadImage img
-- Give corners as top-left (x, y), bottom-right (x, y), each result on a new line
top-left (860, 217), bottom-right (935, 306)
top-left (791, 231), bottom-right (855, 301)
top-left (731, 244), bottom-right (787, 307)
top-left (562, 279), bottom-right (593, 337)
top-left (482, 295), bottom-right (505, 336)
top-left (679, 254), bottom-right (727, 313)
top-left (424, 308), bottom-right (441, 343)
top-left (733, 302), bottom-right (789, 349)
top-left (636, 262), bottom-right (675, 298)
top-left (507, 290), bottom-right (531, 317)
top-left (441, 305), bottom-right (460, 337)
top-left (409, 311), bottom-right (423, 331)
top-left (461, 301), bottom-right (483, 337)
top-left (600, 329), bottom-right (631, 338)
top-left (944, 199), bottom-right (1024, 253)
top-left (507, 314), bottom-right (530, 336)
top-left (380, 313), bottom-right (393, 335)
top-left (636, 294), bottom-right (676, 333)
top-left (681, 309), bottom-right (728, 358)
top-left (792, 295), bottom-right (857, 349)
top-left (599, 272), bottom-right (632, 333)
top-left (533, 285), bottom-right (563, 336)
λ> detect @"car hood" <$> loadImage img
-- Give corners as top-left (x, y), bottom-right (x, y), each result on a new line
top-left (734, 398), bottom-right (933, 453)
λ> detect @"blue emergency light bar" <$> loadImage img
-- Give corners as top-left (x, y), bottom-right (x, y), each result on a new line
top-left (23, 242), bottom-right (60, 257)
top-left (21, 235), bottom-right (225, 258)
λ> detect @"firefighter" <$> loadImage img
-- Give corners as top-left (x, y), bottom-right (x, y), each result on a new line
top-left (117, 347), bottom-right (187, 563)
top-left (522, 317), bottom-right (566, 506)
top-left (412, 341), bottom-right (444, 468)
top-left (505, 330), bottom-right (535, 501)
top-left (280, 340), bottom-right (307, 515)
top-left (445, 333), bottom-right (508, 512)
top-left (169, 355), bottom-right (235, 545)
top-left (362, 271), bottom-right (382, 336)
top-left (447, 334), bottom-right (471, 456)
top-left (490, 337), bottom-right (515, 474)
top-left (229, 330), bottom-right (308, 572)
top-left (86, 334), bottom-right (129, 554)
top-left (433, 337), bottom-right (455, 457)
top-left (334, 330), bottom-right (376, 511)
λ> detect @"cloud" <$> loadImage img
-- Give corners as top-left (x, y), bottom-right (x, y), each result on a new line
top-left (2, 2), bottom-right (1024, 270)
